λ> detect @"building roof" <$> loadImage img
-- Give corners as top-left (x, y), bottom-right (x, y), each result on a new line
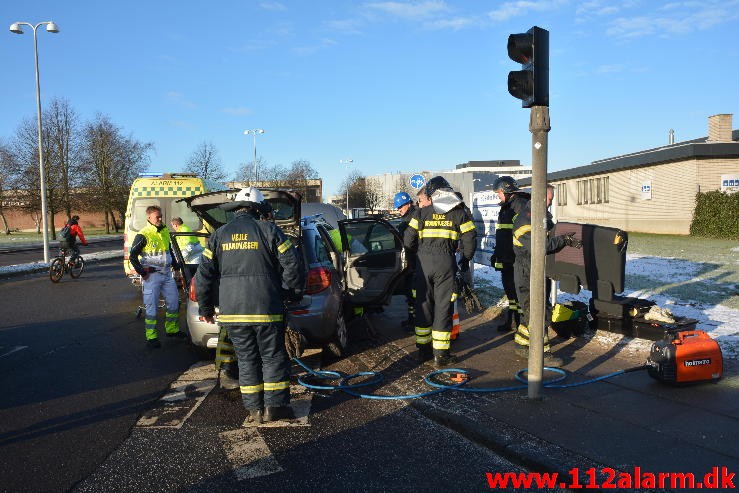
top-left (519, 129), bottom-right (739, 185)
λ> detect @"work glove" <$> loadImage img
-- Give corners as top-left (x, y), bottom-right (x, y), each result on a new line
top-left (562, 232), bottom-right (583, 249)
top-left (283, 289), bottom-right (303, 304)
top-left (459, 258), bottom-right (470, 272)
top-left (490, 254), bottom-right (502, 271)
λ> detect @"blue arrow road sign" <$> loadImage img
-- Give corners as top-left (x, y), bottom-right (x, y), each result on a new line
top-left (409, 174), bottom-right (426, 189)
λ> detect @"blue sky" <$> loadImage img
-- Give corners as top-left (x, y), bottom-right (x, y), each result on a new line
top-left (3, 1), bottom-right (738, 197)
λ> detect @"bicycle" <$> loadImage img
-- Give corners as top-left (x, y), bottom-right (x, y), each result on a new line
top-left (49, 248), bottom-right (85, 283)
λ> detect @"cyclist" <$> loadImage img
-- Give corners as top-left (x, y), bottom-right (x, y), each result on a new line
top-left (59, 215), bottom-right (88, 260)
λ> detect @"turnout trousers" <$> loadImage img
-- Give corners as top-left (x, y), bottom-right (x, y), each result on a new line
top-left (500, 262), bottom-right (521, 329)
top-left (142, 270), bottom-right (180, 341)
top-left (414, 252), bottom-right (457, 356)
top-left (513, 260), bottom-right (552, 352)
top-left (227, 323), bottom-right (291, 411)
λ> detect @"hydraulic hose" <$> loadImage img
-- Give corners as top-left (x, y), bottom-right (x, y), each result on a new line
top-left (293, 357), bottom-right (648, 400)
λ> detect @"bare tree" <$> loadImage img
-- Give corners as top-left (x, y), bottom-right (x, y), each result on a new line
top-left (0, 141), bottom-right (18, 234)
top-left (285, 159), bottom-right (318, 202)
top-left (340, 169), bottom-right (366, 210)
top-left (235, 157), bottom-right (278, 184)
top-left (185, 141), bottom-right (227, 182)
top-left (45, 98), bottom-right (82, 226)
top-left (79, 114), bottom-right (152, 233)
top-left (364, 177), bottom-right (385, 212)
top-left (9, 116), bottom-right (47, 234)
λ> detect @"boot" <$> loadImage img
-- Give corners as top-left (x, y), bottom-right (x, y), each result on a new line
top-left (248, 408), bottom-right (264, 424)
top-left (416, 345), bottom-right (432, 362)
top-left (264, 405), bottom-right (295, 422)
top-left (146, 338), bottom-right (161, 349)
top-left (433, 352), bottom-right (458, 369)
top-left (219, 363), bottom-right (240, 390)
top-left (498, 310), bottom-right (514, 332)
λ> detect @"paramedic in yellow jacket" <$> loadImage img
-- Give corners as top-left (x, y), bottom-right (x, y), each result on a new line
top-left (129, 205), bottom-right (186, 348)
top-left (170, 217), bottom-right (204, 263)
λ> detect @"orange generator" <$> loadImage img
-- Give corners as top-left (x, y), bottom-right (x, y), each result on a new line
top-left (647, 330), bottom-right (723, 384)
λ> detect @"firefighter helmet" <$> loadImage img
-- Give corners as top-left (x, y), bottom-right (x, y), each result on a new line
top-left (424, 176), bottom-right (452, 196)
top-left (492, 176), bottom-right (519, 194)
top-left (222, 187), bottom-right (265, 211)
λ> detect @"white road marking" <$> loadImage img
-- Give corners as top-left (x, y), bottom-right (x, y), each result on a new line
top-left (136, 362), bottom-right (217, 428)
top-left (219, 428), bottom-right (285, 480)
top-left (0, 346), bottom-right (28, 359)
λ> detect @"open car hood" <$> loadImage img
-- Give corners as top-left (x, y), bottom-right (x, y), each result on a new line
top-left (179, 188), bottom-right (302, 230)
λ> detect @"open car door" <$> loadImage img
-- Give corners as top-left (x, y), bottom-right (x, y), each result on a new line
top-left (174, 187), bottom-right (302, 288)
top-left (338, 218), bottom-right (407, 306)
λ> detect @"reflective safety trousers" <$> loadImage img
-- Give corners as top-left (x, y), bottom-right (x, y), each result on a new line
top-left (143, 271), bottom-right (180, 340)
top-left (413, 252), bottom-right (458, 355)
top-left (227, 323), bottom-right (291, 410)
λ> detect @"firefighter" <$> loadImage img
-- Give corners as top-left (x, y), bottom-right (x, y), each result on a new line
top-left (129, 205), bottom-right (186, 348)
top-left (403, 176), bottom-right (477, 368)
top-left (489, 176), bottom-right (530, 332)
top-left (211, 199), bottom-right (277, 391)
top-left (195, 187), bottom-right (305, 424)
top-left (512, 185), bottom-right (581, 366)
top-left (393, 191), bottom-right (417, 331)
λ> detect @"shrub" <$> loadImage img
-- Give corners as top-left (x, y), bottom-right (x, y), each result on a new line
top-left (690, 190), bottom-right (739, 239)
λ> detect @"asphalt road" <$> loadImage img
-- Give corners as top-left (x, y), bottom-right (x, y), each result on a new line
top-left (0, 238), bottom-right (123, 267)
top-left (0, 260), bottom-right (199, 493)
top-left (0, 261), bottom-right (525, 492)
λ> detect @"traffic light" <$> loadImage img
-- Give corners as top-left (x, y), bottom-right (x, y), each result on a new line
top-left (507, 26), bottom-right (549, 108)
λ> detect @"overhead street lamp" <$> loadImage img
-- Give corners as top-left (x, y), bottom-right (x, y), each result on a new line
top-left (340, 159), bottom-right (354, 216)
top-left (9, 20), bottom-right (60, 263)
top-left (243, 129), bottom-right (265, 183)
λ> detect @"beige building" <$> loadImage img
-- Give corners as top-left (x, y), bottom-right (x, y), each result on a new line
top-left (521, 114), bottom-right (739, 235)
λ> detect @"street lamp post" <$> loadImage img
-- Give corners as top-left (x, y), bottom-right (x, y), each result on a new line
top-left (10, 20), bottom-right (60, 263)
top-left (340, 159), bottom-right (354, 216)
top-left (243, 129), bottom-right (265, 183)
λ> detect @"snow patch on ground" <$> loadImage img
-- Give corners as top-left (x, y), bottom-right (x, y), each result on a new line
top-left (472, 256), bottom-right (739, 361)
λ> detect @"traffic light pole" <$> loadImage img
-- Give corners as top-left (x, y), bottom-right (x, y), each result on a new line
top-left (527, 105), bottom-right (550, 399)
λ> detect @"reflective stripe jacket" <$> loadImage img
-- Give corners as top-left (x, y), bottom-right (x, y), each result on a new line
top-left (403, 205), bottom-right (476, 260)
top-left (511, 201), bottom-right (566, 259)
top-left (493, 192), bottom-right (530, 265)
top-left (195, 210), bottom-right (305, 325)
top-left (129, 222), bottom-right (176, 276)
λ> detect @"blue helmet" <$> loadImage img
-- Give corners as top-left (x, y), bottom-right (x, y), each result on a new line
top-left (393, 191), bottom-right (413, 209)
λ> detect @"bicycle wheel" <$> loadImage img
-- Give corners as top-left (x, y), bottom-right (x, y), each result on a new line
top-left (69, 256), bottom-right (85, 278)
top-left (49, 258), bottom-right (65, 283)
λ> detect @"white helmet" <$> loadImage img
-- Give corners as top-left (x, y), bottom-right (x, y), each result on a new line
top-left (222, 186), bottom-right (265, 211)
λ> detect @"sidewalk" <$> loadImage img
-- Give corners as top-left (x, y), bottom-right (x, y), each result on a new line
top-left (0, 238), bottom-right (123, 277)
top-left (349, 298), bottom-right (739, 489)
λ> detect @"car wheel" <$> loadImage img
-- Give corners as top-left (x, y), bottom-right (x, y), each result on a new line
top-left (336, 306), bottom-right (349, 350)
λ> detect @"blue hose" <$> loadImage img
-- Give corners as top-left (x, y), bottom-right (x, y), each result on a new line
top-left (294, 357), bottom-right (645, 400)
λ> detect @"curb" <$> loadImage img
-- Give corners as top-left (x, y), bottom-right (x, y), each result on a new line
top-left (0, 236), bottom-right (122, 254)
top-left (0, 252), bottom-right (123, 279)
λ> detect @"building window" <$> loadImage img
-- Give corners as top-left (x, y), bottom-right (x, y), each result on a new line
top-left (603, 176), bottom-right (609, 203)
top-left (556, 183), bottom-right (567, 206)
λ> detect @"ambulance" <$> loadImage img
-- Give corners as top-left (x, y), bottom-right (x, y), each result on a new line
top-left (122, 172), bottom-right (226, 278)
